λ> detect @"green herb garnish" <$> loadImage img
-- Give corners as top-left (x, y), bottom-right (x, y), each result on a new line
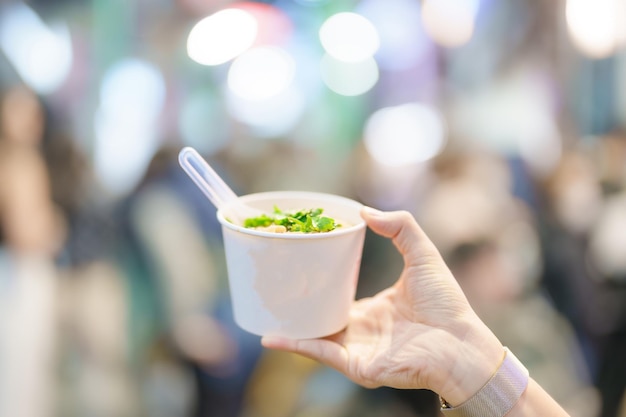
top-left (244, 206), bottom-right (339, 233)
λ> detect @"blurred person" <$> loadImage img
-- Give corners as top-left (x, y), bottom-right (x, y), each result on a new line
top-left (591, 132), bottom-right (626, 194)
top-left (0, 84), bottom-right (64, 254)
top-left (584, 134), bottom-right (626, 417)
top-left (0, 84), bottom-right (132, 417)
top-left (38, 115), bottom-right (147, 417)
top-left (40, 129), bottom-right (118, 268)
top-left (120, 145), bottom-right (263, 417)
top-left (262, 207), bottom-right (571, 417)
top-left (0, 84), bottom-right (65, 417)
top-left (536, 149), bottom-right (603, 357)
top-left (537, 144), bottom-right (626, 417)
top-left (415, 155), bottom-right (599, 417)
top-left (587, 188), bottom-right (626, 417)
top-left (55, 260), bottom-right (144, 417)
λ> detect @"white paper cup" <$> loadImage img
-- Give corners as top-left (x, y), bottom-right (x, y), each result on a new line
top-left (216, 191), bottom-right (366, 339)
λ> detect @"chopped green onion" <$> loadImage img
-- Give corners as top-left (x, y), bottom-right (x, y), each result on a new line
top-left (244, 206), bottom-right (339, 233)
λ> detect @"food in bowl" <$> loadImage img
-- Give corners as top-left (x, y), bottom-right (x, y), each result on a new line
top-left (242, 206), bottom-right (343, 233)
top-left (216, 191), bottom-right (366, 338)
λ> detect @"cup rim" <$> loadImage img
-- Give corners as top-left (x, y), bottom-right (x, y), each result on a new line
top-left (216, 191), bottom-right (366, 240)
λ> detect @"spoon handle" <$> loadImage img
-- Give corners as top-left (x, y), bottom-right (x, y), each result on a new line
top-left (178, 147), bottom-right (239, 210)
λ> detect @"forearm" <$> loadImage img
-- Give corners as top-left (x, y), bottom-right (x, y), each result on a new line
top-left (506, 378), bottom-right (570, 417)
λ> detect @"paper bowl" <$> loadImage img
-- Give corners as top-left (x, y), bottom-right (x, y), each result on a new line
top-left (216, 191), bottom-right (366, 339)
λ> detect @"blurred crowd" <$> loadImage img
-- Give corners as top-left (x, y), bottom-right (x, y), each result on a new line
top-left (1, 80), bottom-right (626, 417)
top-left (1, 0), bottom-right (626, 417)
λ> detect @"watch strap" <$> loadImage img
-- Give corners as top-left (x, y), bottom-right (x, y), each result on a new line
top-left (440, 347), bottom-right (529, 417)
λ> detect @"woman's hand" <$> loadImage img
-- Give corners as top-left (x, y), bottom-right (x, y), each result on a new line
top-left (262, 207), bottom-right (504, 406)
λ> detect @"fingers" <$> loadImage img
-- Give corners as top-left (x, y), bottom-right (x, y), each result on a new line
top-left (261, 335), bottom-right (347, 372)
top-left (360, 207), bottom-right (439, 263)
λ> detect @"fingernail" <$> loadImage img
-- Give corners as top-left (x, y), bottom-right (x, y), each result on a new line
top-left (362, 206), bottom-right (384, 217)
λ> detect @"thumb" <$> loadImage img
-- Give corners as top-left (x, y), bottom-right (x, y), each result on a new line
top-left (360, 207), bottom-right (441, 265)
top-left (261, 335), bottom-right (348, 374)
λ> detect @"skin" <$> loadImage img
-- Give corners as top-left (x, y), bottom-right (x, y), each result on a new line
top-left (0, 86), bottom-right (63, 256)
top-left (262, 207), bottom-right (570, 416)
top-left (0, 144), bottom-right (63, 256)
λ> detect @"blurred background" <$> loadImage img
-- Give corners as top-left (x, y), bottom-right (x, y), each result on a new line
top-left (1, 0), bottom-right (626, 416)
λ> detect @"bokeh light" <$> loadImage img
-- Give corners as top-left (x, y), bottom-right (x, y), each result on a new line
top-left (187, 8), bottom-right (257, 66)
top-left (94, 58), bottom-right (166, 194)
top-left (320, 54), bottom-right (379, 96)
top-left (0, 3), bottom-right (73, 94)
top-left (227, 46), bottom-right (296, 101)
top-left (234, 2), bottom-right (293, 47)
top-left (589, 194), bottom-right (626, 277)
top-left (364, 103), bottom-right (446, 167)
top-left (421, 0), bottom-right (479, 48)
top-left (319, 12), bottom-right (380, 63)
top-left (357, 0), bottom-right (431, 71)
top-left (565, 0), bottom-right (626, 59)
top-left (225, 86), bottom-right (306, 137)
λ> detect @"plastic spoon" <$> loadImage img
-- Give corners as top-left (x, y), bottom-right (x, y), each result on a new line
top-left (178, 147), bottom-right (261, 224)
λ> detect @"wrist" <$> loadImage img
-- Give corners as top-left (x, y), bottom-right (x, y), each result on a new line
top-left (432, 314), bottom-right (504, 406)
top-left (440, 347), bottom-right (530, 416)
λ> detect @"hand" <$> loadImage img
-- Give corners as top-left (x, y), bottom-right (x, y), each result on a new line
top-left (262, 207), bottom-right (504, 406)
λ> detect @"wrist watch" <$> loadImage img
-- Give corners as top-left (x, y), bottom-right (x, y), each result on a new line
top-left (440, 347), bottom-right (529, 417)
